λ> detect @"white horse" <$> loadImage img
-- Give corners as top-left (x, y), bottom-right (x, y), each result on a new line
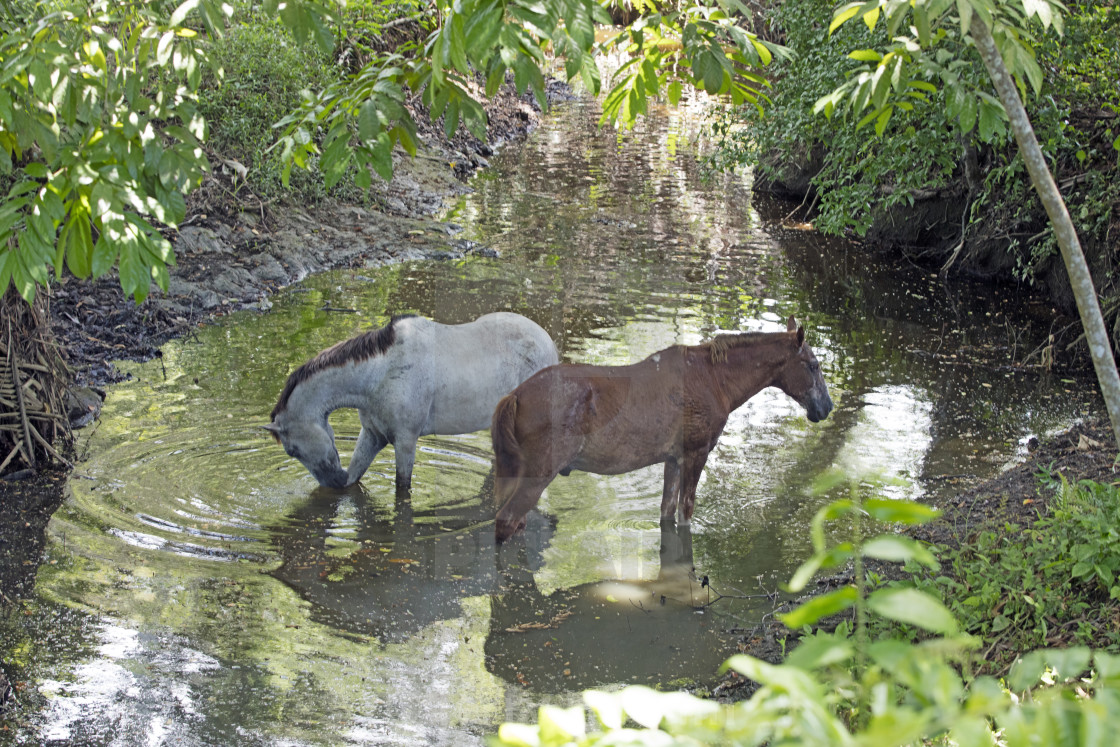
top-left (265, 312), bottom-right (559, 491)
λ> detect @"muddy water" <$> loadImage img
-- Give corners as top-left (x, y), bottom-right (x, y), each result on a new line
top-left (2, 94), bottom-right (1098, 744)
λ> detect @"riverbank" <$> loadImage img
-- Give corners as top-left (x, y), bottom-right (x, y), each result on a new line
top-left (713, 415), bottom-right (1118, 702)
top-left (4, 71), bottom-right (1115, 725)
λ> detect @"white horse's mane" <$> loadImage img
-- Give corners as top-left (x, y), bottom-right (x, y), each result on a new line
top-left (270, 314), bottom-right (416, 420)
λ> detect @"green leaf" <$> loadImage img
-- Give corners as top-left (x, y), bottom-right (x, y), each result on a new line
top-left (874, 106), bottom-right (893, 136)
top-left (696, 50), bottom-right (725, 94)
top-left (170, 0), bottom-right (201, 28)
top-left (62, 202), bottom-right (93, 278)
top-left (849, 50), bottom-right (883, 62)
top-left (538, 705), bottom-right (585, 742)
top-left (864, 498), bottom-right (940, 524)
top-left (583, 690), bottom-right (623, 730)
top-left (667, 80), bottom-right (683, 106)
top-left (495, 722), bottom-right (540, 747)
top-left (91, 231), bottom-right (118, 278)
top-left (780, 586), bottom-right (858, 628)
top-left (787, 553), bottom-right (825, 593)
top-left (862, 535), bottom-right (937, 568)
top-left (156, 30), bottom-right (176, 67)
top-left (830, 3), bottom-right (864, 35)
top-left (784, 633), bottom-right (855, 670)
top-left (867, 588), bottom-right (958, 634)
top-left (862, 6), bottom-right (880, 30)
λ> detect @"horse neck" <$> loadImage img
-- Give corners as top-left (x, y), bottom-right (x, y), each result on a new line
top-left (284, 359), bottom-right (382, 420)
top-left (712, 335), bottom-right (796, 408)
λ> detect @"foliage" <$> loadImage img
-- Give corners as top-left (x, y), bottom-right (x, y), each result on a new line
top-left (905, 473), bottom-right (1120, 666)
top-left (491, 475), bottom-right (1120, 745)
top-left (814, 0), bottom-right (1068, 138)
top-left (273, 0), bottom-right (790, 192)
top-left (0, 0), bottom-right (228, 303)
top-left (715, 0), bottom-right (1118, 264)
top-left (710, 0), bottom-right (976, 236)
top-left (332, 0), bottom-right (430, 68)
top-left (197, 13), bottom-right (362, 204)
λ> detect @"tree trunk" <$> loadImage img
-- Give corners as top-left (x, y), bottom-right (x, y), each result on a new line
top-left (970, 17), bottom-right (1120, 450)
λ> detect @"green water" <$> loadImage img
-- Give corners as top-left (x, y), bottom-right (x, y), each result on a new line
top-left (1, 94), bottom-right (1096, 745)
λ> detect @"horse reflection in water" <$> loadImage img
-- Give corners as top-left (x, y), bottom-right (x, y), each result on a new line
top-left (492, 317), bottom-right (833, 541)
top-left (268, 477), bottom-right (553, 642)
top-left (486, 523), bottom-right (735, 692)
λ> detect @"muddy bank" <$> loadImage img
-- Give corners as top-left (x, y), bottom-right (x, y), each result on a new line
top-left (756, 148), bottom-right (1115, 349)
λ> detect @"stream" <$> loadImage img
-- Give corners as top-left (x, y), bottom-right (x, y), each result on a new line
top-left (0, 89), bottom-right (1098, 745)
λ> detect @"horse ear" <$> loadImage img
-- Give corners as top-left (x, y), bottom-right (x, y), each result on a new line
top-left (796, 326), bottom-right (805, 348)
top-left (786, 315), bottom-right (798, 332)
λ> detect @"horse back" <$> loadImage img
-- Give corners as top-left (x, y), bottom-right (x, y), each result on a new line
top-left (390, 313), bottom-right (558, 435)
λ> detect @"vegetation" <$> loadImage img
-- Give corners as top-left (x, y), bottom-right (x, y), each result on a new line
top-left (491, 474), bottom-right (1120, 745)
top-left (908, 471), bottom-right (1120, 671)
top-left (195, 13), bottom-right (356, 205)
top-left (0, 0), bottom-right (783, 306)
top-left (718, 0), bottom-right (1118, 262)
top-left (714, 0), bottom-right (1120, 446)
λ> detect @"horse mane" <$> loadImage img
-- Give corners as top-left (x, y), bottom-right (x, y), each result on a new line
top-left (270, 314), bottom-right (415, 421)
top-left (701, 331), bottom-right (783, 363)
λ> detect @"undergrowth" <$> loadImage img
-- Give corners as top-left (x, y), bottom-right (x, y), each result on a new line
top-left (196, 2), bottom-right (430, 209)
top-left (904, 470), bottom-right (1120, 672)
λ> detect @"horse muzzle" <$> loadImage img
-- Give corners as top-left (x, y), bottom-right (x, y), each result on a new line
top-left (313, 464), bottom-right (350, 489)
top-left (805, 391), bottom-right (834, 423)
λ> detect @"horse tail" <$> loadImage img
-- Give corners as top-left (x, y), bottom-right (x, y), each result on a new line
top-left (491, 393), bottom-right (522, 497)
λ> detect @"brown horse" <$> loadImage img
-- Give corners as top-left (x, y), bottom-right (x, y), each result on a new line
top-left (491, 317), bottom-right (833, 541)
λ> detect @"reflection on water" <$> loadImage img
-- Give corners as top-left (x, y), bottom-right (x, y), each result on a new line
top-left (1, 91), bottom-right (1098, 744)
top-left (488, 523), bottom-right (732, 693)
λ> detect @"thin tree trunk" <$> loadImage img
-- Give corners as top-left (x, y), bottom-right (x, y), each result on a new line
top-left (970, 17), bottom-right (1120, 450)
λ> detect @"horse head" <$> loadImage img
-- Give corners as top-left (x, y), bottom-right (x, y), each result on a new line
top-left (263, 413), bottom-right (349, 489)
top-left (776, 316), bottom-right (834, 423)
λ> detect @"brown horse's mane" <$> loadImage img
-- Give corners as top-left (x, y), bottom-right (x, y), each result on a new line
top-left (270, 314), bottom-right (415, 420)
top-left (701, 330), bottom-right (785, 363)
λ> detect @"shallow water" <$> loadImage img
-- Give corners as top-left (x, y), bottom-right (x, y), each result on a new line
top-left (2, 93), bottom-right (1099, 744)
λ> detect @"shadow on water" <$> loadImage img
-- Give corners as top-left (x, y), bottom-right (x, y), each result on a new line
top-left (267, 477), bottom-right (553, 643)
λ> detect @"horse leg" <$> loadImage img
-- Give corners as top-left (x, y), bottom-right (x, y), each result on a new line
top-left (393, 436), bottom-right (419, 496)
top-left (347, 425), bottom-right (387, 486)
top-left (677, 448), bottom-right (711, 526)
top-left (660, 459), bottom-right (682, 521)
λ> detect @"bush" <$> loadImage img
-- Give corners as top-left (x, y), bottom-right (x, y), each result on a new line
top-left (715, 0), bottom-right (1119, 300)
top-left (197, 15), bottom-right (363, 205)
top-left (710, 0), bottom-right (978, 237)
top-left (912, 473), bottom-right (1120, 666)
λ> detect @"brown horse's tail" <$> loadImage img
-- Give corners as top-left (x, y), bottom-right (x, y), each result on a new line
top-left (491, 393), bottom-right (522, 503)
